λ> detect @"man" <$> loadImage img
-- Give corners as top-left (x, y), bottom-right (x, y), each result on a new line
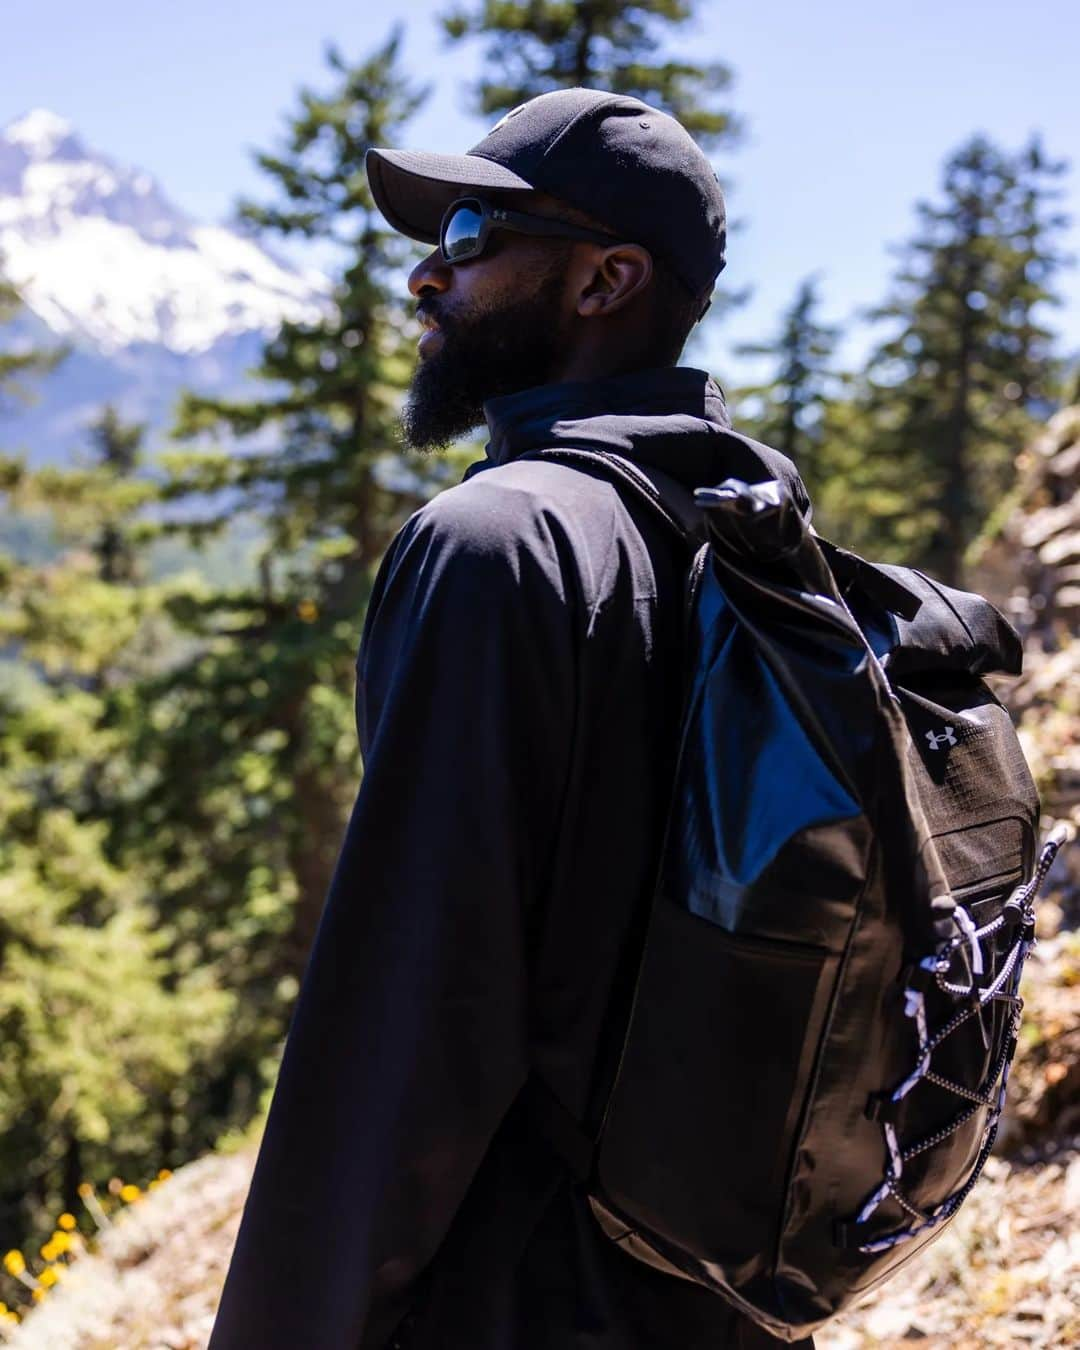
top-left (209, 88), bottom-right (813, 1349)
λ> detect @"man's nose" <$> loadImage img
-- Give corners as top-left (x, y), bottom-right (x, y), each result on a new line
top-left (408, 248), bottom-right (451, 298)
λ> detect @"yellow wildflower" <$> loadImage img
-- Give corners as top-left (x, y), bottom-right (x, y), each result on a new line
top-left (119, 1183), bottom-right (141, 1204)
top-left (38, 1267), bottom-right (59, 1289)
top-left (2, 1251), bottom-right (24, 1276)
top-left (58, 1212), bottom-right (77, 1231)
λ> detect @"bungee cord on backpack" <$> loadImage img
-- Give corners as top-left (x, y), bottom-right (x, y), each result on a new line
top-left (844, 821), bottom-right (1071, 1254)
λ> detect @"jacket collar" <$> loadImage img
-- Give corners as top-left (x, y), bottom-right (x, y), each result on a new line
top-left (466, 366), bottom-right (733, 487)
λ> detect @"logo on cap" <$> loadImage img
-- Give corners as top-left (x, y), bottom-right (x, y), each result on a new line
top-left (488, 104), bottom-right (525, 134)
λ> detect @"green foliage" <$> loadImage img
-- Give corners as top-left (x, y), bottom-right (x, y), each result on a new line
top-left (169, 27), bottom-right (444, 566)
top-left (822, 134), bottom-right (1070, 581)
top-left (0, 402), bottom-right (235, 1254)
top-left (731, 275), bottom-right (839, 500)
top-left (0, 271), bottom-right (66, 418)
top-left (0, 781), bottom-right (232, 1195)
top-left (440, 0), bottom-right (740, 149)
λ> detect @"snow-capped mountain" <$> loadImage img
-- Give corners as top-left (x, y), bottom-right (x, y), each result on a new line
top-left (0, 109), bottom-right (331, 465)
top-left (0, 108), bottom-right (326, 355)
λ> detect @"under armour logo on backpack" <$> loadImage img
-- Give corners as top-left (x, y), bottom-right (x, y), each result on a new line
top-left (925, 726), bottom-right (958, 751)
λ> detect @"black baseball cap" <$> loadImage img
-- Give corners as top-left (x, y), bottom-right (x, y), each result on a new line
top-left (365, 87), bottom-right (726, 298)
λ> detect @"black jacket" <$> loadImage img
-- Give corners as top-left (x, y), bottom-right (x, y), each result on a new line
top-left (209, 365), bottom-right (814, 1350)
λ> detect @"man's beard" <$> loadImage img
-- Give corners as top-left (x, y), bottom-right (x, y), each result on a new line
top-left (398, 265), bottom-right (569, 454)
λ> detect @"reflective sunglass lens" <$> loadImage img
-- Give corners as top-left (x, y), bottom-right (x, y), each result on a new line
top-left (442, 204), bottom-right (485, 261)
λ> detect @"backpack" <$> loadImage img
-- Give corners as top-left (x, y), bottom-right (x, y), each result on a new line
top-left (520, 443), bottom-right (1069, 1342)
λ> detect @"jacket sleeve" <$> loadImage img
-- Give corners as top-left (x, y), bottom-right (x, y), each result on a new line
top-left (209, 482), bottom-right (581, 1350)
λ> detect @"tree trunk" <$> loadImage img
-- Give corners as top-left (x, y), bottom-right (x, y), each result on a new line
top-left (61, 1127), bottom-right (83, 1214)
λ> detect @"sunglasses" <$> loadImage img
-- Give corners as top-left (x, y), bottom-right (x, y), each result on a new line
top-left (438, 195), bottom-right (621, 264)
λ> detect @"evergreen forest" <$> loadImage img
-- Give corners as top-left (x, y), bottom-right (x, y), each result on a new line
top-left (0, 2), bottom-right (1077, 1343)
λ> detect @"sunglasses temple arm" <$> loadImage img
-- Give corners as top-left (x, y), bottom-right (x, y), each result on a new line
top-left (494, 211), bottom-right (617, 246)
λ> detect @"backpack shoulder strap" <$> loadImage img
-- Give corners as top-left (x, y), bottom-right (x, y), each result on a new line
top-left (519, 446), bottom-right (708, 548)
top-left (523, 448), bottom-right (929, 628)
top-left (515, 447), bottom-right (708, 1182)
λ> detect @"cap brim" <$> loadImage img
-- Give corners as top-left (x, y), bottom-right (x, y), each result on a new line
top-left (365, 148), bottom-right (536, 243)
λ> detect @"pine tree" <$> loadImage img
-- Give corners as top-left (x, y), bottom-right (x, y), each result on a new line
top-left (0, 406), bottom-right (231, 1254)
top-left (440, 0), bottom-right (740, 147)
top-left (0, 265), bottom-right (64, 416)
top-left (731, 275), bottom-right (839, 500)
top-left (124, 28), bottom-right (438, 1117)
top-left (843, 134), bottom-right (1070, 583)
top-left (0, 259), bottom-right (68, 572)
top-left (87, 406), bottom-right (144, 585)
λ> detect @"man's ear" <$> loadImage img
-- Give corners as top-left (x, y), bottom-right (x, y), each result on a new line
top-left (576, 243), bottom-right (653, 319)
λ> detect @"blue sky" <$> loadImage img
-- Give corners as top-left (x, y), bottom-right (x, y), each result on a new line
top-left (5, 0), bottom-right (1080, 384)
